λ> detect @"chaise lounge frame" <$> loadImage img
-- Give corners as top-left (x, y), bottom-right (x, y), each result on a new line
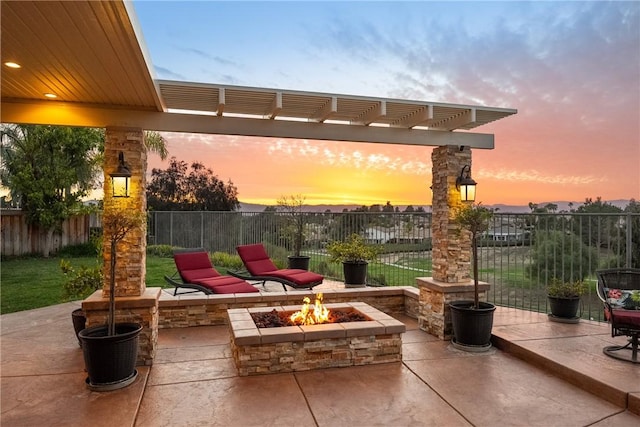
top-left (229, 243), bottom-right (323, 291)
top-left (164, 247), bottom-right (259, 296)
top-left (596, 267), bottom-right (640, 364)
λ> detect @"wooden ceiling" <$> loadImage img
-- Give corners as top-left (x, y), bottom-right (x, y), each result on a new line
top-left (1, 1), bottom-right (162, 111)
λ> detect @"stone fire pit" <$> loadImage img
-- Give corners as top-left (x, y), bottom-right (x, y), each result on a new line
top-left (228, 302), bottom-right (405, 376)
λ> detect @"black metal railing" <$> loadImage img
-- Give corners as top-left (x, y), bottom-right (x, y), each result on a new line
top-left (148, 210), bottom-right (639, 321)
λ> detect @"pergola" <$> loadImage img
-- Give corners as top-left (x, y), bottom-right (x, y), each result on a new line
top-left (1, 1), bottom-right (515, 145)
top-left (1, 1), bottom-right (517, 357)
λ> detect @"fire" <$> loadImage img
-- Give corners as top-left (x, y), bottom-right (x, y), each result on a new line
top-left (289, 293), bottom-right (330, 325)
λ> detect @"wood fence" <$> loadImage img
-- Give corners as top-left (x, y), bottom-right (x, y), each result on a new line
top-left (0, 210), bottom-right (91, 256)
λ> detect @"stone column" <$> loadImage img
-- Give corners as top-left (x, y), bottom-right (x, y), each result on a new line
top-left (102, 127), bottom-right (147, 297)
top-left (418, 146), bottom-right (486, 339)
top-left (431, 145), bottom-right (471, 283)
top-left (82, 127), bottom-right (159, 365)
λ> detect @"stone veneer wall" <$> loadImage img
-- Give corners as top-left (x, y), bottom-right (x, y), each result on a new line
top-left (430, 146), bottom-right (471, 284)
top-left (417, 278), bottom-right (489, 340)
top-left (158, 287), bottom-right (419, 328)
top-left (232, 333), bottom-right (403, 376)
top-left (102, 127), bottom-right (147, 297)
top-left (228, 302), bottom-right (405, 376)
top-left (82, 288), bottom-right (160, 366)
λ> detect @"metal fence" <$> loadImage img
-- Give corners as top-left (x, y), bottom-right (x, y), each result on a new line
top-left (148, 210), bottom-right (639, 321)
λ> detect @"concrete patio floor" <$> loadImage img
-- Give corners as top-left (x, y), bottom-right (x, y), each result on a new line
top-left (2, 298), bottom-right (639, 426)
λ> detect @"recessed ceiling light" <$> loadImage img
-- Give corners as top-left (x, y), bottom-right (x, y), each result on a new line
top-left (44, 93), bottom-right (57, 99)
top-left (4, 62), bottom-right (21, 68)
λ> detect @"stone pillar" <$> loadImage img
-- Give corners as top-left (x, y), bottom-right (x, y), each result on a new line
top-left (417, 278), bottom-right (489, 340)
top-left (82, 126), bottom-right (159, 366)
top-left (430, 146), bottom-right (471, 283)
top-left (419, 146), bottom-right (478, 339)
top-left (102, 127), bottom-right (147, 297)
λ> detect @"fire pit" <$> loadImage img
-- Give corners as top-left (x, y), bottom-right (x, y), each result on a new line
top-left (228, 295), bottom-right (405, 376)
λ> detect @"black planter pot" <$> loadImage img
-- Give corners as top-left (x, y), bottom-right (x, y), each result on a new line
top-left (449, 301), bottom-right (496, 351)
top-left (78, 323), bottom-right (142, 391)
top-left (71, 308), bottom-right (86, 348)
top-left (287, 255), bottom-right (310, 270)
top-left (548, 296), bottom-right (581, 321)
top-left (343, 261), bottom-right (368, 287)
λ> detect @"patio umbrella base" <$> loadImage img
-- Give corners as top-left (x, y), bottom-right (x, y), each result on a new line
top-left (548, 314), bottom-right (580, 324)
top-left (451, 338), bottom-right (493, 353)
top-left (85, 370), bottom-right (138, 391)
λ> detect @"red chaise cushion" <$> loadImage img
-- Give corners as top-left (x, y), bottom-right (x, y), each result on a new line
top-left (236, 244), bottom-right (279, 275)
top-left (174, 250), bottom-right (258, 293)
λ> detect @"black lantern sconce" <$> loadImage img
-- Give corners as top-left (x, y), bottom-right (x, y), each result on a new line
top-left (110, 152), bottom-right (131, 198)
top-left (456, 165), bottom-right (477, 202)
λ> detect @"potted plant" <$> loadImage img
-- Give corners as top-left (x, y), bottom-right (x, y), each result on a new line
top-left (547, 278), bottom-right (587, 322)
top-left (326, 233), bottom-right (380, 287)
top-left (78, 208), bottom-right (144, 391)
top-left (449, 203), bottom-right (496, 351)
top-left (277, 194), bottom-right (310, 270)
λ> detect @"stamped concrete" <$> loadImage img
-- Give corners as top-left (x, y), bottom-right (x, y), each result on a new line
top-left (2, 302), bottom-right (640, 426)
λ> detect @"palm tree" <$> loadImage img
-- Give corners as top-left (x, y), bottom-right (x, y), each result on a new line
top-left (144, 131), bottom-right (169, 160)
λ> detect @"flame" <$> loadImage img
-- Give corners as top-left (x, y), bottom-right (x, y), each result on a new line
top-left (289, 293), bottom-right (330, 325)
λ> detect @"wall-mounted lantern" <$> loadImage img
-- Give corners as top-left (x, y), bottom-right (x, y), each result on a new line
top-left (110, 152), bottom-right (131, 198)
top-left (456, 165), bottom-right (477, 202)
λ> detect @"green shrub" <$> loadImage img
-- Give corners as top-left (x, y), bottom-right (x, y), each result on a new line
top-left (315, 261), bottom-right (337, 277)
top-left (210, 251), bottom-right (243, 269)
top-left (262, 243), bottom-right (289, 269)
top-left (528, 231), bottom-right (599, 282)
top-left (146, 244), bottom-right (177, 257)
top-left (60, 259), bottom-right (102, 301)
top-left (326, 234), bottom-right (380, 263)
top-left (58, 239), bottom-right (101, 257)
top-left (598, 254), bottom-right (623, 269)
top-left (546, 278), bottom-right (587, 298)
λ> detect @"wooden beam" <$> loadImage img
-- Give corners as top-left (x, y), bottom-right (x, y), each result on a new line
top-left (1, 99), bottom-right (495, 149)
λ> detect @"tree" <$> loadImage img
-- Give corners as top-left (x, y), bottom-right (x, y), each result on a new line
top-left (573, 197), bottom-right (623, 249)
top-left (146, 157), bottom-right (240, 211)
top-left (453, 203), bottom-right (494, 308)
top-left (277, 194), bottom-right (307, 256)
top-left (0, 124), bottom-right (103, 256)
top-left (144, 131), bottom-right (169, 160)
top-left (528, 230), bottom-right (599, 283)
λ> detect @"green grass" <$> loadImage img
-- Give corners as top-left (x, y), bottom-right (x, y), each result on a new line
top-left (1, 255), bottom-right (177, 314)
top-left (1, 256), bottom-right (99, 314)
top-left (1, 254), bottom-right (246, 314)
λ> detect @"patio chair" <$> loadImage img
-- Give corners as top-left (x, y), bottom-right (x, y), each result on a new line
top-left (596, 268), bottom-right (640, 364)
top-left (164, 248), bottom-right (259, 295)
top-left (230, 243), bottom-right (323, 291)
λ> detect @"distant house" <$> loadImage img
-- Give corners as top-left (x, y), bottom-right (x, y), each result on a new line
top-left (363, 227), bottom-right (394, 244)
top-left (363, 225), bottom-right (431, 244)
top-left (486, 224), bottom-right (527, 243)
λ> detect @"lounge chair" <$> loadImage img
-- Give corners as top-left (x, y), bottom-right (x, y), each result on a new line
top-left (164, 248), bottom-right (259, 295)
top-left (596, 268), bottom-right (640, 363)
top-left (230, 243), bottom-right (323, 291)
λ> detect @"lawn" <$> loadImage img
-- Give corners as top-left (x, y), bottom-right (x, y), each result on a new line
top-left (1, 255), bottom-right (176, 314)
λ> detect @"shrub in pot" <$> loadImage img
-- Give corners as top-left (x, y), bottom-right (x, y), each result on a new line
top-left (449, 203), bottom-right (496, 351)
top-left (277, 194), bottom-right (310, 270)
top-left (78, 208), bottom-right (144, 391)
top-left (547, 278), bottom-right (587, 322)
top-left (326, 234), bottom-right (380, 287)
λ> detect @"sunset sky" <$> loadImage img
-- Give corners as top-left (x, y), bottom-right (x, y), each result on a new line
top-left (133, 1), bottom-right (639, 207)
